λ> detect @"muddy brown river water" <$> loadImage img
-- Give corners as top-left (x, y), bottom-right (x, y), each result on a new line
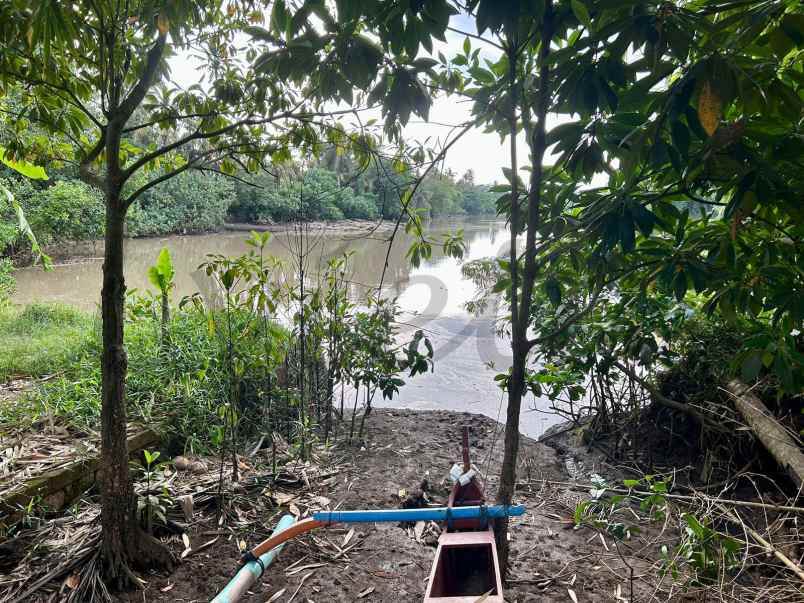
top-left (12, 218), bottom-right (560, 438)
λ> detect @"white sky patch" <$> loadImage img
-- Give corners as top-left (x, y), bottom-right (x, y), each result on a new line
top-left (166, 13), bottom-right (571, 185)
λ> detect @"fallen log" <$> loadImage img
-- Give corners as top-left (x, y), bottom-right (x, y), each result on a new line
top-left (724, 379), bottom-right (804, 489)
top-left (0, 428), bottom-right (159, 525)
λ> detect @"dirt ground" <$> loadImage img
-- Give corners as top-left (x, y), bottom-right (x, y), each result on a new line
top-left (104, 409), bottom-right (662, 603)
top-left (10, 407), bottom-right (798, 602)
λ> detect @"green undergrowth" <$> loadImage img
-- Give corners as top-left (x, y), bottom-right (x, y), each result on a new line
top-left (1, 304), bottom-right (289, 453)
top-left (0, 302), bottom-right (96, 381)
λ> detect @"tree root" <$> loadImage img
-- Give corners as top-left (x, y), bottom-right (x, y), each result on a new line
top-left (102, 524), bottom-right (176, 591)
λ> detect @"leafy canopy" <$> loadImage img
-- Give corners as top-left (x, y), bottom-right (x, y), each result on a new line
top-left (442, 0), bottom-right (803, 392)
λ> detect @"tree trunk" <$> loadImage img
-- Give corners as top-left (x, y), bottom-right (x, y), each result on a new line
top-left (99, 197), bottom-right (174, 588)
top-left (494, 37), bottom-right (524, 574)
top-left (726, 379), bottom-right (804, 488)
top-left (495, 346), bottom-right (526, 570)
top-left (495, 4), bottom-right (554, 574)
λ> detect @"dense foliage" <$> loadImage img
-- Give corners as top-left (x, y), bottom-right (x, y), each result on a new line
top-left (0, 161), bottom-right (495, 261)
top-left (446, 0), bottom-right (803, 408)
top-left (424, 0), bottom-right (804, 566)
top-left (126, 170), bottom-right (236, 236)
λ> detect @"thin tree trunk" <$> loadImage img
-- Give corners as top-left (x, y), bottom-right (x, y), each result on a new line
top-left (494, 32), bottom-right (524, 575)
top-left (298, 268), bottom-right (306, 457)
top-left (357, 387), bottom-right (374, 440)
top-left (496, 4), bottom-right (554, 574)
top-left (349, 385), bottom-right (360, 444)
top-left (99, 198), bottom-right (174, 586)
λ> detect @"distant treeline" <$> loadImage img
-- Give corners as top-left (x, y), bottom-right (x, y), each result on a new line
top-left (0, 152), bottom-right (496, 255)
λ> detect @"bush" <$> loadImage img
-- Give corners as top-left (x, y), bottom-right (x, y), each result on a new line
top-left (1, 304), bottom-right (288, 452)
top-left (335, 191), bottom-right (378, 219)
top-left (29, 180), bottom-right (105, 243)
top-left (127, 171), bottom-right (235, 236)
top-left (231, 169), bottom-right (363, 223)
top-left (1, 177), bottom-right (104, 251)
top-left (460, 186), bottom-right (497, 215)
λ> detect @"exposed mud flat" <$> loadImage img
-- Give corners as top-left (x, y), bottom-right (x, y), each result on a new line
top-left (109, 409), bottom-right (662, 603)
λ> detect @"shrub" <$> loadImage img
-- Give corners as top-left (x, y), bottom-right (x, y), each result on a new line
top-left (28, 180), bottom-right (105, 243)
top-left (127, 171), bottom-right (235, 236)
top-left (1, 304), bottom-right (288, 452)
top-left (335, 191), bottom-right (378, 219)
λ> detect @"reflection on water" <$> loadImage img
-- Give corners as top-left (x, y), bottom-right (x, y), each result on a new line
top-left (13, 218), bottom-right (560, 438)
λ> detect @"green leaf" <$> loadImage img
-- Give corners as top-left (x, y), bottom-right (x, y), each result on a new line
top-left (0, 146), bottom-right (48, 180)
top-left (544, 278), bottom-right (561, 306)
top-left (156, 247), bottom-right (174, 280)
top-left (492, 277), bottom-right (511, 293)
top-left (683, 514), bottom-right (706, 539)
top-left (571, 0), bottom-right (592, 30)
top-left (741, 351), bottom-right (763, 381)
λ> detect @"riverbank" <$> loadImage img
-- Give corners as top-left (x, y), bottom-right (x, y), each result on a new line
top-left (6, 218), bottom-right (399, 267)
top-left (4, 407), bottom-right (798, 602)
top-left (224, 218), bottom-right (396, 235)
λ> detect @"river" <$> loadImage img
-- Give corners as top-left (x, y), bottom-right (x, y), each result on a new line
top-left (12, 218), bottom-right (561, 438)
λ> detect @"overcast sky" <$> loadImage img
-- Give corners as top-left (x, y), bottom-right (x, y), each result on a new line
top-left (169, 13), bottom-right (540, 185)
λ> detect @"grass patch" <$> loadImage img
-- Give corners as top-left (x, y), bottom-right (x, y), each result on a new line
top-left (1, 306), bottom-right (289, 453)
top-left (0, 303), bottom-right (96, 381)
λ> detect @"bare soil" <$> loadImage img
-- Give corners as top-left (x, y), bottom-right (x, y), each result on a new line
top-left (11, 408), bottom-right (799, 602)
top-left (111, 409), bottom-right (658, 603)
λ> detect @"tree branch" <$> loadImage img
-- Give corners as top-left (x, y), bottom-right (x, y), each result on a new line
top-left (526, 285), bottom-right (603, 350)
top-left (121, 106), bottom-right (366, 181)
top-left (78, 130), bottom-right (107, 190)
top-left (613, 361), bottom-right (730, 433)
top-left (116, 31), bottom-right (167, 121)
top-left (123, 142), bottom-right (255, 208)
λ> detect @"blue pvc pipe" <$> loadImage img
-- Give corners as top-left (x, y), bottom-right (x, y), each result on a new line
top-left (212, 514), bottom-right (295, 603)
top-left (313, 504), bottom-right (525, 524)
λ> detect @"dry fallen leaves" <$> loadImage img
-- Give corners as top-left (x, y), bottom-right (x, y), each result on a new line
top-left (342, 528), bottom-right (355, 548)
top-left (287, 571), bottom-right (313, 603)
top-left (357, 585), bottom-right (375, 598)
